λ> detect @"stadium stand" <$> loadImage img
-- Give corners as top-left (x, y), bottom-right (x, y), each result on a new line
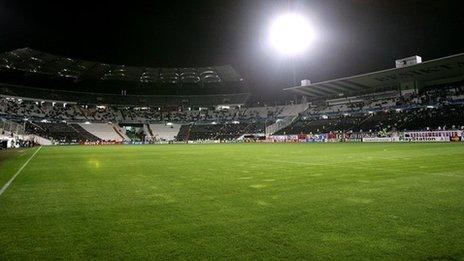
top-left (277, 84), bottom-right (464, 134)
top-left (1, 81), bottom-right (463, 142)
top-left (1, 49), bottom-right (463, 143)
top-left (0, 96), bottom-right (298, 125)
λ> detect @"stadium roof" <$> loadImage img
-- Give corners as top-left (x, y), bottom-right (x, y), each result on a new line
top-left (286, 53), bottom-right (464, 97)
top-left (0, 48), bottom-right (243, 84)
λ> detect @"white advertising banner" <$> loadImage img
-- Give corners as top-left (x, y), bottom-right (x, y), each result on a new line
top-left (403, 130), bottom-right (462, 142)
top-left (362, 137), bottom-right (397, 142)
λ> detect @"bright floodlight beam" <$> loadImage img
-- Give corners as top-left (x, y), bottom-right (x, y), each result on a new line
top-left (269, 13), bottom-right (314, 56)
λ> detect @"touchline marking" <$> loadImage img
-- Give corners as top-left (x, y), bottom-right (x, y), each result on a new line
top-left (0, 146), bottom-right (42, 197)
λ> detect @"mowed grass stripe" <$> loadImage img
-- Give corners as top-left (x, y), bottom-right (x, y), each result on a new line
top-left (0, 143), bottom-right (463, 260)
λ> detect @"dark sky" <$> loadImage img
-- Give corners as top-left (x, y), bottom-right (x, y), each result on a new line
top-left (0, 0), bottom-right (463, 98)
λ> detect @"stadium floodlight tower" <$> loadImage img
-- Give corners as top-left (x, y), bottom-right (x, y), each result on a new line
top-left (269, 13), bottom-right (315, 86)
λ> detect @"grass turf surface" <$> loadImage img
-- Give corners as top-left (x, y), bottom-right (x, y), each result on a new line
top-left (0, 143), bottom-right (463, 260)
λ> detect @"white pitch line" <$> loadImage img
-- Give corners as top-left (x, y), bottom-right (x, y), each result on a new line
top-left (0, 146), bottom-right (42, 197)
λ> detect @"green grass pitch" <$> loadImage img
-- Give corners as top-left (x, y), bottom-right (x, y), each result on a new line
top-left (0, 143), bottom-right (463, 260)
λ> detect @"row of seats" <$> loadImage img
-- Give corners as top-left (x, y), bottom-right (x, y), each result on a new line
top-left (0, 98), bottom-right (307, 124)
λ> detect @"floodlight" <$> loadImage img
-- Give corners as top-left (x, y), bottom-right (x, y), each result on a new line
top-left (269, 13), bottom-right (314, 55)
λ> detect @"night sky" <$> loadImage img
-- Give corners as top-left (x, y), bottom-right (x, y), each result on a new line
top-left (0, 0), bottom-right (463, 99)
